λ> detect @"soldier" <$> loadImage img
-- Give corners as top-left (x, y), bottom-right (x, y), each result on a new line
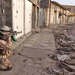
top-left (0, 25), bottom-right (13, 70)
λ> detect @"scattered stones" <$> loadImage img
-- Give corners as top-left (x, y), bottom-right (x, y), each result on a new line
top-left (68, 53), bottom-right (75, 59)
top-left (62, 62), bottom-right (75, 72)
top-left (57, 54), bottom-right (70, 61)
top-left (65, 59), bottom-right (75, 65)
top-left (54, 24), bottom-right (75, 73)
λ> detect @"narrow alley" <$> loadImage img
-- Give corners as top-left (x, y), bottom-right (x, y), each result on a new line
top-left (0, 0), bottom-right (75, 75)
top-left (0, 28), bottom-right (57, 75)
top-left (1, 24), bottom-right (75, 75)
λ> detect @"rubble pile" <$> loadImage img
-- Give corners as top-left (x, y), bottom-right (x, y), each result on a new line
top-left (53, 24), bottom-right (75, 74)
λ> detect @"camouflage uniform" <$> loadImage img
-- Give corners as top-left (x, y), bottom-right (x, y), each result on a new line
top-left (0, 26), bottom-right (13, 70)
top-left (6, 34), bottom-right (13, 57)
top-left (0, 55), bottom-right (12, 70)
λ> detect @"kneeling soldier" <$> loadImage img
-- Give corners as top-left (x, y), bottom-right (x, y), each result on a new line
top-left (0, 25), bottom-right (13, 70)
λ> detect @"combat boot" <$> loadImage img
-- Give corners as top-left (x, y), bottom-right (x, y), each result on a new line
top-left (0, 56), bottom-right (12, 71)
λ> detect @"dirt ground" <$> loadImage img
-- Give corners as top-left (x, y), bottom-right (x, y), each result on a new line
top-left (52, 23), bottom-right (75, 75)
top-left (0, 23), bottom-right (75, 75)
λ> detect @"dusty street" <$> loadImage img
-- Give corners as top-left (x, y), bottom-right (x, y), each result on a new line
top-left (0, 24), bottom-right (75, 75)
top-left (0, 0), bottom-right (75, 75)
top-left (0, 28), bottom-right (57, 75)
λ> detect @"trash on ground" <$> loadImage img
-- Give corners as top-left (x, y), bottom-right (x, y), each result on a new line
top-left (57, 54), bottom-right (70, 61)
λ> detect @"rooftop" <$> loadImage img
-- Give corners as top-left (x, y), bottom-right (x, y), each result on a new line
top-left (51, 1), bottom-right (67, 10)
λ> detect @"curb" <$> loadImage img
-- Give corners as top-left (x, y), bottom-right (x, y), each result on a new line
top-left (12, 35), bottom-right (26, 50)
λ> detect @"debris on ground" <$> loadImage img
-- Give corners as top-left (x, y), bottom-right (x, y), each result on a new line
top-left (52, 23), bottom-right (75, 74)
top-left (57, 54), bottom-right (70, 61)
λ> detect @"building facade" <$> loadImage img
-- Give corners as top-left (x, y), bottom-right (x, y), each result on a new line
top-left (12, 0), bottom-right (40, 38)
top-left (63, 5), bottom-right (75, 23)
top-left (29, 0), bottom-right (40, 32)
top-left (50, 1), bottom-right (68, 26)
top-left (63, 5), bottom-right (75, 15)
top-left (0, 0), bottom-right (40, 39)
top-left (40, 0), bottom-right (51, 27)
top-left (0, 0), bottom-right (12, 27)
top-left (40, 1), bottom-right (69, 27)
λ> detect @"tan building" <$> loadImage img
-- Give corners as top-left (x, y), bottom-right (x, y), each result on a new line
top-left (40, 1), bottom-right (68, 27)
top-left (50, 1), bottom-right (68, 26)
top-left (68, 12), bottom-right (75, 23)
top-left (30, 0), bottom-right (40, 31)
top-left (63, 5), bottom-right (75, 15)
top-left (63, 5), bottom-right (75, 23)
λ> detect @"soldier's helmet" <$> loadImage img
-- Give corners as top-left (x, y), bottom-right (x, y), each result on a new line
top-left (0, 25), bottom-right (11, 32)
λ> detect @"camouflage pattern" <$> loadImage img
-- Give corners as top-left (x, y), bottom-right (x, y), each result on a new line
top-left (6, 34), bottom-right (13, 57)
top-left (0, 32), bottom-right (13, 70)
top-left (0, 55), bottom-right (12, 70)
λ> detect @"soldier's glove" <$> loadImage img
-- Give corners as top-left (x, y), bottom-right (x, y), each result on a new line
top-left (0, 42), bottom-right (6, 55)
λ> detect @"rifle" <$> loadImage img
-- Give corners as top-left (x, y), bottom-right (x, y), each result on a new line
top-left (0, 31), bottom-right (22, 41)
top-left (10, 31), bottom-right (22, 41)
top-left (10, 31), bottom-right (22, 36)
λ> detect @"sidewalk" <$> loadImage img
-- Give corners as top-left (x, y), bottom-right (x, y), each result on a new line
top-left (12, 28), bottom-right (40, 50)
top-left (12, 28), bottom-right (56, 54)
top-left (12, 22), bottom-right (75, 50)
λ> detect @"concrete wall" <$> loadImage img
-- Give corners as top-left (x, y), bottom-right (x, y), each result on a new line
top-left (50, 3), bottom-right (55, 25)
top-left (40, 8), bottom-right (50, 27)
top-left (44, 8), bottom-right (49, 27)
top-left (25, 0), bottom-right (32, 34)
top-left (50, 3), bottom-right (61, 25)
top-left (63, 5), bottom-right (75, 15)
top-left (50, 3), bottom-right (68, 26)
top-left (65, 10), bottom-right (75, 23)
top-left (40, 8), bottom-right (45, 27)
top-left (0, 0), bottom-right (40, 39)
top-left (12, 0), bottom-right (24, 38)
top-left (68, 16), bottom-right (75, 23)
top-left (0, 0), bottom-right (12, 27)
top-left (46, 8), bottom-right (50, 26)
top-left (40, 0), bottom-right (51, 27)
top-left (31, 0), bottom-right (40, 31)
